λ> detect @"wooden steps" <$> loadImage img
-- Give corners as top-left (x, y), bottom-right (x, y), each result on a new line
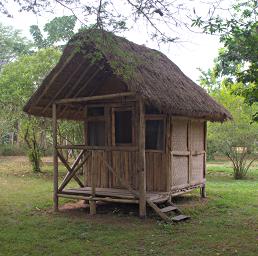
top-left (147, 200), bottom-right (190, 223)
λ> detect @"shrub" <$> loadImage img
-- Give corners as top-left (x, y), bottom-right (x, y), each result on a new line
top-left (0, 144), bottom-right (26, 156)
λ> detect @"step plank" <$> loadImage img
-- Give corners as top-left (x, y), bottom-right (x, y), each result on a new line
top-left (160, 206), bottom-right (177, 213)
top-left (172, 215), bottom-right (190, 222)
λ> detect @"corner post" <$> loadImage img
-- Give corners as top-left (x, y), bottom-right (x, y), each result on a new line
top-left (201, 121), bottom-right (207, 198)
top-left (52, 103), bottom-right (58, 212)
top-left (138, 99), bottom-right (146, 218)
top-left (90, 150), bottom-right (96, 215)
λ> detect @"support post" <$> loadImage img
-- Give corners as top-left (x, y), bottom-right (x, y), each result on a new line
top-left (52, 103), bottom-right (58, 212)
top-left (200, 185), bottom-right (206, 198)
top-left (90, 150), bottom-right (96, 215)
top-left (138, 99), bottom-right (146, 218)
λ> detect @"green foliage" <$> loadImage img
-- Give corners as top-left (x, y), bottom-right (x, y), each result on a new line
top-left (0, 144), bottom-right (26, 156)
top-left (74, 29), bottom-right (141, 81)
top-left (30, 15), bottom-right (77, 49)
top-left (207, 88), bottom-right (258, 178)
top-left (0, 23), bottom-right (31, 67)
top-left (0, 47), bottom-right (61, 170)
top-left (193, 0), bottom-right (258, 119)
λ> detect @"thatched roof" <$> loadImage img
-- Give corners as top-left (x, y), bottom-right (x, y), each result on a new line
top-left (24, 29), bottom-right (231, 122)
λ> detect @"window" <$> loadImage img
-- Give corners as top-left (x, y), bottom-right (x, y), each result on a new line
top-left (88, 121), bottom-right (105, 146)
top-left (87, 106), bottom-right (105, 146)
top-left (88, 106), bottom-right (104, 117)
top-left (113, 109), bottom-right (133, 145)
top-left (145, 119), bottom-right (164, 150)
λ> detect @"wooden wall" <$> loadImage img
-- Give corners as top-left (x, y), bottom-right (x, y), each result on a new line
top-left (84, 150), bottom-right (168, 191)
top-left (83, 101), bottom-right (206, 193)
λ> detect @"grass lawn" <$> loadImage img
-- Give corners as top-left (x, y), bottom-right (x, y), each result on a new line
top-left (0, 156), bottom-right (257, 256)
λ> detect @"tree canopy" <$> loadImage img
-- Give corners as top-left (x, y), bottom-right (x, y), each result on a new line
top-left (193, 0), bottom-right (257, 120)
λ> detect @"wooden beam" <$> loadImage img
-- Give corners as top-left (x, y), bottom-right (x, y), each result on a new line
top-left (58, 67), bottom-right (100, 117)
top-left (42, 63), bottom-right (91, 113)
top-left (57, 150), bottom-right (84, 188)
top-left (34, 54), bottom-right (76, 107)
top-left (58, 151), bottom-right (91, 192)
top-left (137, 99), bottom-right (146, 218)
top-left (55, 92), bottom-right (135, 104)
top-left (52, 103), bottom-right (58, 212)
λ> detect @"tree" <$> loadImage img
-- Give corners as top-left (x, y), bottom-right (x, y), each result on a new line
top-left (206, 86), bottom-right (258, 179)
top-left (0, 48), bottom-right (61, 171)
top-left (192, 0), bottom-right (258, 120)
top-left (0, 0), bottom-right (220, 44)
top-left (30, 15), bottom-right (77, 49)
top-left (0, 23), bottom-right (31, 68)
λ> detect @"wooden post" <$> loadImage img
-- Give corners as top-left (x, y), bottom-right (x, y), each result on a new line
top-left (90, 150), bottom-right (96, 215)
top-left (138, 99), bottom-right (146, 218)
top-left (52, 103), bottom-right (58, 212)
top-left (201, 121), bottom-right (207, 198)
top-left (188, 120), bottom-right (192, 185)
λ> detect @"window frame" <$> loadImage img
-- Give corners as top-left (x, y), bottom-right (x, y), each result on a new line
top-left (111, 106), bottom-right (135, 147)
top-left (85, 105), bottom-right (106, 148)
top-left (145, 114), bottom-right (166, 152)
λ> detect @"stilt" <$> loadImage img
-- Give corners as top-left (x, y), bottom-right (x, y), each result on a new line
top-left (200, 185), bottom-right (206, 198)
top-left (89, 199), bottom-right (96, 215)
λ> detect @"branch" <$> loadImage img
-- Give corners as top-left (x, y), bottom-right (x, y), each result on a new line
top-left (54, 0), bottom-right (86, 26)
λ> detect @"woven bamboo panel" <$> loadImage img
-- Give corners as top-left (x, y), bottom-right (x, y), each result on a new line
top-left (191, 154), bottom-right (204, 183)
top-left (172, 120), bottom-right (188, 151)
top-left (191, 121), bottom-right (205, 151)
top-left (171, 156), bottom-right (188, 187)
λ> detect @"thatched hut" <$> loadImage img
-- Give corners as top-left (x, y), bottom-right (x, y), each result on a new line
top-left (24, 30), bottom-right (231, 221)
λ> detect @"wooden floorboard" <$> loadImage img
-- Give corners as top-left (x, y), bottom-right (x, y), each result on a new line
top-left (60, 187), bottom-right (169, 203)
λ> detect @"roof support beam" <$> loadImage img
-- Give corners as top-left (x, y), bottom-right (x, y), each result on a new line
top-left (58, 67), bottom-right (101, 118)
top-left (34, 53), bottom-right (76, 107)
top-left (42, 62), bottom-right (92, 114)
top-left (55, 92), bottom-right (135, 104)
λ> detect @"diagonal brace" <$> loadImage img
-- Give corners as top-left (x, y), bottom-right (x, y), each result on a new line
top-left (58, 151), bottom-right (91, 192)
top-left (57, 150), bottom-right (84, 188)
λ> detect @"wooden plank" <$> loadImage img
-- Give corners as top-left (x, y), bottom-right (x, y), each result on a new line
top-left (55, 92), bottom-right (135, 104)
top-left (58, 149), bottom-right (86, 190)
top-left (52, 103), bottom-right (58, 212)
top-left (98, 154), bottom-right (139, 198)
top-left (138, 99), bottom-right (146, 218)
top-left (171, 151), bottom-right (190, 156)
top-left (58, 151), bottom-right (90, 191)
top-left (57, 151), bottom-right (84, 187)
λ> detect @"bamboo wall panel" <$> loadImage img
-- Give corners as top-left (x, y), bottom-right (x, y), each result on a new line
top-left (171, 156), bottom-right (188, 187)
top-left (171, 120), bottom-right (189, 188)
top-left (191, 155), bottom-right (204, 184)
top-left (172, 120), bottom-right (188, 151)
top-left (191, 121), bottom-right (205, 151)
top-left (191, 121), bottom-right (205, 183)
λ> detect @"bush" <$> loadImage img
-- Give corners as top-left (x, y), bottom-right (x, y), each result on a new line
top-left (0, 144), bottom-right (26, 156)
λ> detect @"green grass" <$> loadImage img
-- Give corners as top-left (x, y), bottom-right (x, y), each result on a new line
top-left (0, 156), bottom-right (257, 256)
